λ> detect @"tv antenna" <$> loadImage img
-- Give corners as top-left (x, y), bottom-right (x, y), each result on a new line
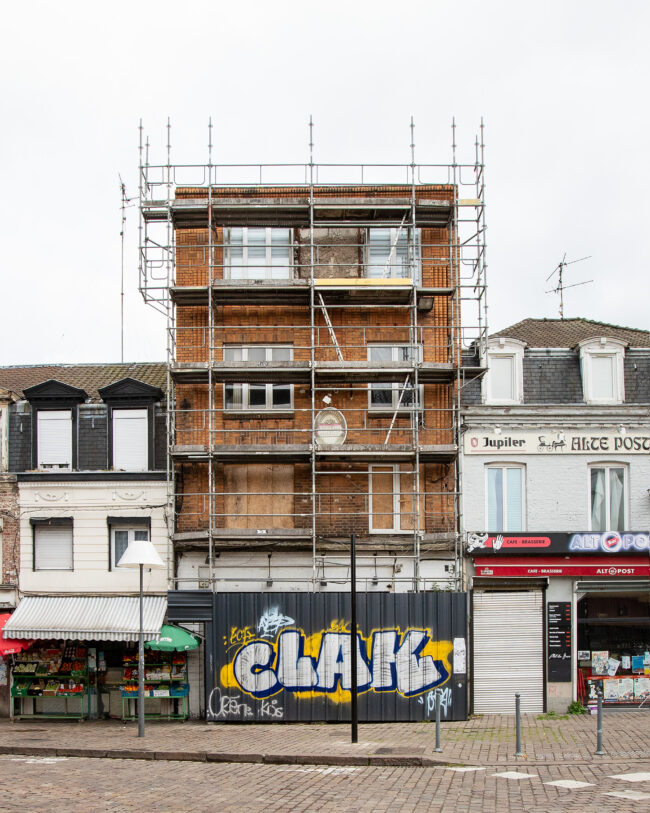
top-left (546, 253), bottom-right (592, 319)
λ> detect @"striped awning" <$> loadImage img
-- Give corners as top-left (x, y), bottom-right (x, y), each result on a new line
top-left (3, 596), bottom-right (167, 642)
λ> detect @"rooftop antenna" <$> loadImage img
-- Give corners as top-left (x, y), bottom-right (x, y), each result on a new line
top-left (545, 253), bottom-right (592, 319)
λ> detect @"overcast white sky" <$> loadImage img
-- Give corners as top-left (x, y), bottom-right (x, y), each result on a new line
top-left (1, 0), bottom-right (648, 365)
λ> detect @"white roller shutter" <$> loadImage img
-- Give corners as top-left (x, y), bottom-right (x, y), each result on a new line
top-left (113, 409), bottom-right (148, 471)
top-left (473, 590), bottom-right (544, 713)
top-left (37, 410), bottom-right (72, 470)
top-left (34, 525), bottom-right (73, 570)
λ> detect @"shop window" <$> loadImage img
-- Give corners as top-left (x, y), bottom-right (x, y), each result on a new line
top-left (579, 338), bottom-right (626, 404)
top-left (369, 465), bottom-right (422, 533)
top-left (368, 344), bottom-right (422, 411)
top-left (366, 228), bottom-right (421, 281)
top-left (32, 519), bottom-right (73, 570)
top-left (486, 465), bottom-right (525, 532)
top-left (226, 227), bottom-right (292, 280)
top-left (112, 409), bottom-right (148, 471)
top-left (224, 346), bottom-right (293, 411)
top-left (483, 338), bottom-right (525, 404)
top-left (590, 465), bottom-right (626, 532)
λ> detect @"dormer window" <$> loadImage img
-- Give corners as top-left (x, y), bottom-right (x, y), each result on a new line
top-left (578, 338), bottom-right (626, 405)
top-left (483, 338), bottom-right (525, 405)
top-left (23, 380), bottom-right (87, 471)
top-left (98, 378), bottom-right (164, 472)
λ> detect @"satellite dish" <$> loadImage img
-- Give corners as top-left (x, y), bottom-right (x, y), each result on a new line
top-left (314, 408), bottom-right (347, 446)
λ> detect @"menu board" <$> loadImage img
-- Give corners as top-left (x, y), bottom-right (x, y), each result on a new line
top-left (547, 602), bottom-right (572, 682)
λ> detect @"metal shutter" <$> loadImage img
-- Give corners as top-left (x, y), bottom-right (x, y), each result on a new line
top-left (473, 590), bottom-right (544, 713)
top-left (37, 410), bottom-right (72, 469)
top-left (113, 409), bottom-right (148, 471)
top-left (34, 525), bottom-right (73, 570)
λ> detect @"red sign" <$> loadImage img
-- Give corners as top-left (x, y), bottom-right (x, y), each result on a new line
top-left (474, 556), bottom-right (650, 578)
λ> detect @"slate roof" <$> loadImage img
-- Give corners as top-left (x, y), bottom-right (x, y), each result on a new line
top-left (0, 362), bottom-right (167, 402)
top-left (491, 318), bottom-right (650, 348)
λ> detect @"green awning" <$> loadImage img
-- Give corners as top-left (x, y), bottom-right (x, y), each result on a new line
top-left (145, 624), bottom-right (200, 652)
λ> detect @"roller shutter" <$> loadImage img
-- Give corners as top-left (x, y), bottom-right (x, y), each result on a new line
top-left (473, 590), bottom-right (544, 713)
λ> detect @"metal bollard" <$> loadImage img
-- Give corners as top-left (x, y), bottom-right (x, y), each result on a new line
top-left (514, 693), bottom-right (523, 757)
top-left (595, 692), bottom-right (605, 755)
top-left (434, 688), bottom-right (442, 752)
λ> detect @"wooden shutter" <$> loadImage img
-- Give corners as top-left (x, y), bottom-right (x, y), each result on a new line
top-left (225, 465), bottom-right (294, 529)
top-left (37, 410), bottom-right (72, 469)
top-left (113, 409), bottom-right (148, 471)
top-left (34, 525), bottom-right (73, 570)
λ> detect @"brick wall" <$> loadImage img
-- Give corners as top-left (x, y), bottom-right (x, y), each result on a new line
top-left (0, 474), bottom-right (18, 586)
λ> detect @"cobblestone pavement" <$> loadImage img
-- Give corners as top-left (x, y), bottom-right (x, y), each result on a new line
top-left (0, 712), bottom-right (649, 767)
top-left (1, 754), bottom-right (650, 812)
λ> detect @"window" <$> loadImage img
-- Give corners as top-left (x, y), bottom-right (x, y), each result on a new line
top-left (111, 526), bottom-right (150, 569)
top-left (579, 338), bottom-right (626, 404)
top-left (369, 465), bottom-right (422, 533)
top-left (112, 408), bottom-right (148, 471)
top-left (483, 338), bottom-right (525, 404)
top-left (226, 228), bottom-right (292, 280)
top-left (486, 465), bottom-right (524, 532)
top-left (368, 345), bottom-right (421, 411)
top-left (33, 520), bottom-right (73, 570)
top-left (366, 228), bottom-right (421, 281)
top-left (37, 410), bottom-right (72, 470)
top-left (590, 465), bottom-right (626, 532)
top-left (224, 346), bottom-right (293, 411)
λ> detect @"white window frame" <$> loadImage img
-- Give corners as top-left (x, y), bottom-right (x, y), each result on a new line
top-left (224, 345), bottom-right (294, 412)
top-left (365, 227), bottom-right (421, 282)
top-left (111, 525), bottom-right (150, 569)
top-left (588, 463), bottom-right (627, 532)
top-left (33, 523), bottom-right (73, 571)
top-left (578, 337), bottom-right (626, 405)
top-left (225, 227), bottom-right (293, 280)
top-left (482, 338), bottom-right (525, 405)
top-left (369, 464), bottom-right (416, 534)
top-left (36, 409), bottom-right (73, 471)
top-left (485, 464), bottom-right (526, 532)
top-left (112, 408), bottom-right (149, 472)
top-left (367, 344), bottom-right (422, 412)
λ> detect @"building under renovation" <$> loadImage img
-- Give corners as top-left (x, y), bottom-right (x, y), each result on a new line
top-left (138, 121), bottom-right (487, 721)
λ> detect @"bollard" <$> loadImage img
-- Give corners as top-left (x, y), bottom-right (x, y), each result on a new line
top-left (514, 693), bottom-right (523, 757)
top-left (595, 692), bottom-right (605, 755)
top-left (434, 688), bottom-right (442, 752)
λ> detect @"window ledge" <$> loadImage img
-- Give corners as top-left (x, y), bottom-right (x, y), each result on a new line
top-left (223, 411), bottom-right (295, 420)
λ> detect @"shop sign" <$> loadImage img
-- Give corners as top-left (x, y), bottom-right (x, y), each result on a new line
top-left (467, 531), bottom-right (650, 556)
top-left (464, 428), bottom-right (650, 455)
top-left (547, 602), bottom-right (571, 682)
top-left (314, 408), bottom-right (347, 446)
top-left (474, 556), bottom-right (650, 578)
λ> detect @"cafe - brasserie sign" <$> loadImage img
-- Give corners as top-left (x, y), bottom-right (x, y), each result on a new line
top-left (464, 429), bottom-right (650, 455)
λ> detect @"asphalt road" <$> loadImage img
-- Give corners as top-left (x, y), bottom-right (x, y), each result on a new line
top-left (2, 754), bottom-right (650, 812)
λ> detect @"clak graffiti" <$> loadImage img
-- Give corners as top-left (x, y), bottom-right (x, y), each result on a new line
top-left (226, 627), bottom-right (452, 700)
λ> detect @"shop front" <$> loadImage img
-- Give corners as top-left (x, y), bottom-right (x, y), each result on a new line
top-left (469, 532), bottom-right (650, 713)
top-left (1, 595), bottom-right (198, 721)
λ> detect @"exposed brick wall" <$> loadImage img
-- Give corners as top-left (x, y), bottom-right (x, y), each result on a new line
top-left (0, 474), bottom-right (18, 586)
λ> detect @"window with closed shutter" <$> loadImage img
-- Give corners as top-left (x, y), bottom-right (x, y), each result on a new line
top-left (34, 524), bottom-right (73, 570)
top-left (37, 410), bottom-right (72, 470)
top-left (113, 409), bottom-right (148, 471)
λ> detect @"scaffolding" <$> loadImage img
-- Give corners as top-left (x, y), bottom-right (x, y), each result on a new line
top-left (138, 119), bottom-right (488, 593)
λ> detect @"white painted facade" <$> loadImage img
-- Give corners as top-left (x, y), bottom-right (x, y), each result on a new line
top-left (18, 480), bottom-right (169, 595)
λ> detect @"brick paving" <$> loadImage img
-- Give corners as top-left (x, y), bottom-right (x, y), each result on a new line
top-left (0, 711), bottom-right (648, 768)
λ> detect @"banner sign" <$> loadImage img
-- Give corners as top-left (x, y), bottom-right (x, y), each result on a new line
top-left (467, 531), bottom-right (650, 557)
top-left (464, 429), bottom-right (650, 455)
top-left (547, 602), bottom-right (572, 682)
top-left (474, 556), bottom-right (650, 578)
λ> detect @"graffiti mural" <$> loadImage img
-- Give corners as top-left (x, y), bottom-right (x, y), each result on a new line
top-left (207, 591), bottom-right (467, 722)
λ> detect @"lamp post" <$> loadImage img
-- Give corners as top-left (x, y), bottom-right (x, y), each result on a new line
top-left (117, 538), bottom-right (165, 737)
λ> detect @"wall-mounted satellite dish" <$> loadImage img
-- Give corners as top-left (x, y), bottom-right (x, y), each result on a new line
top-left (314, 408), bottom-right (347, 446)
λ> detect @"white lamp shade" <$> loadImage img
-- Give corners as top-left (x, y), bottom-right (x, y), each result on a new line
top-left (117, 538), bottom-right (165, 569)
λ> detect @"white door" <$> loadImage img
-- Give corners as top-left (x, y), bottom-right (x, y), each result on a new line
top-left (473, 590), bottom-right (544, 713)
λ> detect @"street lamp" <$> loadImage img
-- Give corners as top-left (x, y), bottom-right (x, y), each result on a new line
top-left (117, 538), bottom-right (165, 737)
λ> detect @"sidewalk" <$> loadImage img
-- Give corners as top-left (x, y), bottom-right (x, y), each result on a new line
top-left (1, 712), bottom-right (649, 768)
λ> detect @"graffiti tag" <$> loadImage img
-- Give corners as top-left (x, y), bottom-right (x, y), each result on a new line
top-left (418, 685), bottom-right (453, 716)
top-left (257, 608), bottom-right (295, 639)
top-left (224, 625), bottom-right (256, 652)
top-left (209, 687), bottom-right (254, 719)
top-left (260, 698), bottom-right (284, 719)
